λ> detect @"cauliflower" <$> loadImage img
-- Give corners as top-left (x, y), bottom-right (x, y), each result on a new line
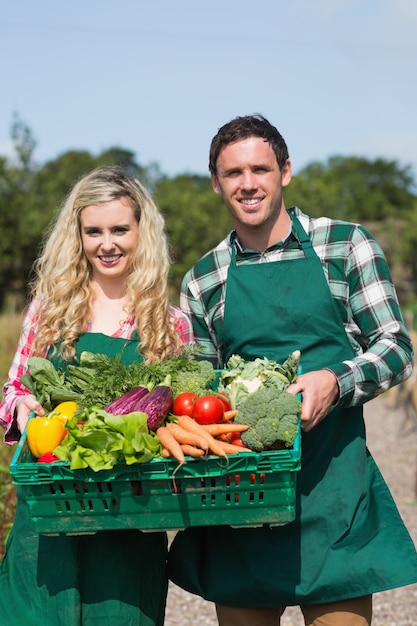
top-left (218, 351), bottom-right (301, 409)
top-left (235, 386), bottom-right (301, 451)
top-left (171, 360), bottom-right (216, 397)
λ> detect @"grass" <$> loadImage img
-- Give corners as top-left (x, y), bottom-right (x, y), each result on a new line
top-left (0, 311), bottom-right (22, 560)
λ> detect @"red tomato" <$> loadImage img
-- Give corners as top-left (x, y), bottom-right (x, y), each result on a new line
top-left (173, 392), bottom-right (198, 417)
top-left (192, 395), bottom-right (224, 425)
top-left (231, 434), bottom-right (246, 448)
top-left (215, 392), bottom-right (232, 412)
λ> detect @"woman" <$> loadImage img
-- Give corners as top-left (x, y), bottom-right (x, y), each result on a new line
top-left (0, 165), bottom-right (193, 625)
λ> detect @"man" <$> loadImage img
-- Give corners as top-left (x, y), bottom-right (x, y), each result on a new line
top-left (168, 115), bottom-right (417, 625)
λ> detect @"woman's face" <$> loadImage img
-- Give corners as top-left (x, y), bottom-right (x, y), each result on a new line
top-left (80, 196), bottom-right (139, 284)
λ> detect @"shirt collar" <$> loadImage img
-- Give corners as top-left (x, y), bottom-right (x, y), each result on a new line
top-left (228, 207), bottom-right (301, 254)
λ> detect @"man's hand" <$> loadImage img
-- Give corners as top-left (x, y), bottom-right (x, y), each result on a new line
top-left (15, 394), bottom-right (45, 435)
top-left (286, 369), bottom-right (339, 432)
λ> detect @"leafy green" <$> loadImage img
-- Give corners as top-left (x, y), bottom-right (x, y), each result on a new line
top-left (67, 352), bottom-right (133, 408)
top-left (53, 406), bottom-right (161, 471)
top-left (20, 357), bottom-right (82, 412)
top-left (20, 346), bottom-right (208, 411)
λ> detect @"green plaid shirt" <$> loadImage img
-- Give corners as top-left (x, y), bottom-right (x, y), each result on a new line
top-left (180, 206), bottom-right (414, 406)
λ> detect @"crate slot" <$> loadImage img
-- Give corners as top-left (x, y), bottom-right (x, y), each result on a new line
top-left (101, 498), bottom-right (118, 512)
top-left (130, 481), bottom-right (143, 496)
top-left (226, 474), bottom-right (241, 486)
top-left (201, 492), bottom-right (217, 506)
top-left (49, 482), bottom-right (67, 495)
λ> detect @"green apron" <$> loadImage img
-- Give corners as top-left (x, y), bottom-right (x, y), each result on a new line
top-left (168, 214), bottom-right (417, 606)
top-left (1, 333), bottom-right (168, 626)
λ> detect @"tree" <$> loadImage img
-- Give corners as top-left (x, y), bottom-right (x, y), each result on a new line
top-left (11, 113), bottom-right (37, 178)
top-left (0, 124), bottom-right (151, 309)
top-left (286, 156), bottom-right (417, 305)
top-left (287, 156), bottom-right (415, 222)
top-left (154, 174), bottom-right (232, 301)
top-left (2, 117), bottom-right (417, 311)
top-left (0, 116), bottom-right (38, 309)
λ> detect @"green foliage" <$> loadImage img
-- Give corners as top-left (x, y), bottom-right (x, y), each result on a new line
top-left (286, 156), bottom-right (417, 303)
top-left (287, 156), bottom-right (416, 223)
top-left (0, 118), bottom-right (155, 310)
top-left (0, 312), bottom-right (20, 559)
top-left (154, 174), bottom-right (232, 300)
top-left (1, 116), bottom-right (417, 310)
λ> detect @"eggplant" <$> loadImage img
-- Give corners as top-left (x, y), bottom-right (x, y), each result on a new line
top-left (105, 386), bottom-right (149, 415)
top-left (133, 385), bottom-right (174, 431)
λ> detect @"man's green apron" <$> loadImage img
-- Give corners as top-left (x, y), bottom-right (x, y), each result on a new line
top-left (0, 333), bottom-right (168, 626)
top-left (168, 214), bottom-right (417, 606)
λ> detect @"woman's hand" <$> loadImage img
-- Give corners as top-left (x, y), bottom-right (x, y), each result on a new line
top-left (287, 369), bottom-right (339, 432)
top-left (15, 395), bottom-right (45, 435)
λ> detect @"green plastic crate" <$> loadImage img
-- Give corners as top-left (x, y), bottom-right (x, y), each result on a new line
top-left (10, 425), bottom-right (301, 535)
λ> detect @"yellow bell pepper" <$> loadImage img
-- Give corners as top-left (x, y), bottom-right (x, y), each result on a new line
top-left (26, 416), bottom-right (67, 458)
top-left (50, 401), bottom-right (79, 422)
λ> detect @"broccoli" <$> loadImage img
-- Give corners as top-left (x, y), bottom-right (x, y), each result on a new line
top-left (171, 360), bottom-right (217, 397)
top-left (235, 386), bottom-right (301, 451)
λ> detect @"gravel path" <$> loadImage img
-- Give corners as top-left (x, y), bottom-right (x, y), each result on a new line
top-left (164, 395), bottom-right (417, 625)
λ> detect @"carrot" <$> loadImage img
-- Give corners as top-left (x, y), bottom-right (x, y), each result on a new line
top-left (160, 447), bottom-right (171, 458)
top-left (215, 440), bottom-right (252, 454)
top-left (202, 423), bottom-right (249, 436)
top-left (177, 415), bottom-right (228, 459)
top-left (223, 410), bottom-right (238, 421)
top-left (166, 422), bottom-right (209, 450)
top-left (156, 426), bottom-right (185, 467)
top-left (180, 444), bottom-right (205, 458)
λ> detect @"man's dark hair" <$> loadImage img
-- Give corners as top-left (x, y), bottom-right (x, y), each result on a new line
top-left (209, 114), bottom-right (289, 175)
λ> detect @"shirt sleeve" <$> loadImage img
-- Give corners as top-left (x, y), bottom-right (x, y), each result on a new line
top-left (325, 225), bottom-right (414, 406)
top-left (0, 300), bottom-right (46, 444)
top-left (180, 276), bottom-right (220, 366)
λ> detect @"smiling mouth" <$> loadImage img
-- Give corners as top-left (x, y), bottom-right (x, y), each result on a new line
top-left (239, 198), bottom-right (262, 207)
top-left (99, 254), bottom-right (122, 264)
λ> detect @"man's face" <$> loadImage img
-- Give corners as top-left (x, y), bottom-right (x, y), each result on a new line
top-left (211, 136), bottom-right (292, 239)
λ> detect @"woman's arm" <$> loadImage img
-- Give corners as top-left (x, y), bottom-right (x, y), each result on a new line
top-left (0, 300), bottom-right (46, 444)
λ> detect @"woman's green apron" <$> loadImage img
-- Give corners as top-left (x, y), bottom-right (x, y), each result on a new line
top-left (0, 333), bottom-right (168, 626)
top-left (168, 214), bottom-right (417, 606)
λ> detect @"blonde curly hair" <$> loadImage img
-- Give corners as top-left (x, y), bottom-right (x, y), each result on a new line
top-left (30, 166), bottom-right (183, 362)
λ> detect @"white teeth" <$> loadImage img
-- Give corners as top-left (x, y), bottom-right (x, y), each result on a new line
top-left (100, 255), bottom-right (120, 263)
top-left (240, 199), bottom-right (259, 205)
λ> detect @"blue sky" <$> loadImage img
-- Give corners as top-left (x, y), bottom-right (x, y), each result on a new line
top-left (1, 0), bottom-right (416, 179)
